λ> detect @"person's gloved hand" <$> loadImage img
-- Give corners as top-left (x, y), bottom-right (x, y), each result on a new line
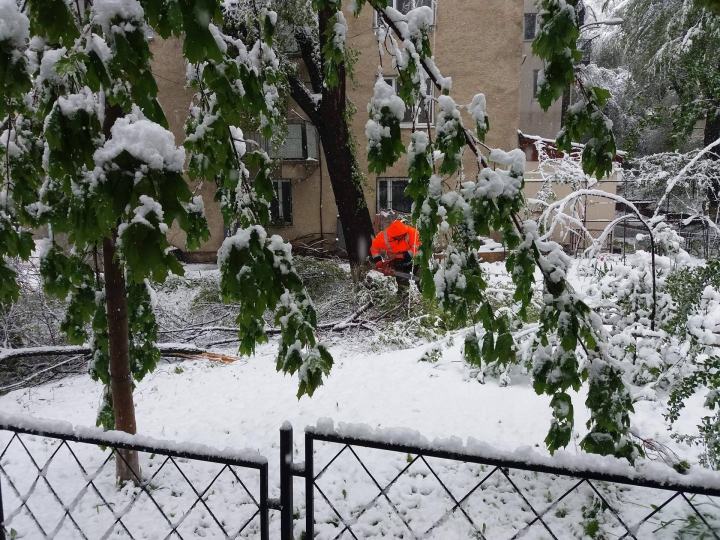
top-left (402, 251), bottom-right (412, 263)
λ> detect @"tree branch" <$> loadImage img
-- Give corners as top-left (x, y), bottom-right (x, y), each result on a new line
top-left (293, 26), bottom-right (323, 94)
top-left (0, 343), bottom-right (225, 363)
top-left (288, 74), bottom-right (320, 126)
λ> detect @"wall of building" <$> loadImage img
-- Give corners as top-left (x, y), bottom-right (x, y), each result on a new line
top-left (266, 96), bottom-right (340, 248)
top-left (150, 37), bottom-right (226, 262)
top-left (346, 0), bottom-right (525, 226)
top-left (518, 0), bottom-right (564, 139)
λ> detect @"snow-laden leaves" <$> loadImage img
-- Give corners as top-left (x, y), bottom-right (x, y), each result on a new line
top-left (184, 11), bottom-right (330, 397)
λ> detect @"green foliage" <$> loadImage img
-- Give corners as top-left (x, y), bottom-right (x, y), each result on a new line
top-left (618, 0), bottom-right (720, 151)
top-left (664, 258), bottom-right (720, 336)
top-left (532, 0), bottom-right (618, 178)
top-left (367, 107), bottom-right (405, 174)
top-left (533, 0), bottom-right (581, 109)
top-left (321, 10), bottom-right (345, 88)
top-left (26, 0), bottom-right (79, 46)
top-left (556, 88), bottom-right (617, 179)
top-left (358, 0), bottom-right (633, 458)
top-left (1, 0), bottom-right (221, 427)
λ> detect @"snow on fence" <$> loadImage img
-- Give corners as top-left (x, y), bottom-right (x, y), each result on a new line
top-left (0, 412), bottom-right (272, 540)
top-left (2, 413), bottom-right (720, 539)
top-left (290, 420), bottom-right (720, 540)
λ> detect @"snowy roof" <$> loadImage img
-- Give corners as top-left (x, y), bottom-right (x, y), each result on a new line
top-left (518, 130), bottom-right (626, 162)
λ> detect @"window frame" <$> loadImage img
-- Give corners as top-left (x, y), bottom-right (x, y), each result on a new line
top-left (271, 179), bottom-right (293, 225)
top-left (246, 123), bottom-right (318, 161)
top-left (377, 177), bottom-right (413, 214)
top-left (382, 76), bottom-right (435, 128)
top-left (282, 122), bottom-right (319, 161)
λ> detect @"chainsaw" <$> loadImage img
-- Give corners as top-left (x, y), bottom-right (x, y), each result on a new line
top-left (375, 260), bottom-right (420, 282)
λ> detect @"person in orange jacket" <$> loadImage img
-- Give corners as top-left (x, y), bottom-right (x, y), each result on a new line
top-left (370, 220), bottom-right (421, 273)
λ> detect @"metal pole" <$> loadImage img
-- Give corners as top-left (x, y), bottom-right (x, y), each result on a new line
top-left (260, 462), bottom-right (269, 540)
top-left (1, 475), bottom-right (6, 540)
top-left (280, 423), bottom-right (294, 540)
top-left (305, 431), bottom-right (315, 539)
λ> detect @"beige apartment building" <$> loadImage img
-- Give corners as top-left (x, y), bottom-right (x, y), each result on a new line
top-left (153, 0), bottom-right (617, 262)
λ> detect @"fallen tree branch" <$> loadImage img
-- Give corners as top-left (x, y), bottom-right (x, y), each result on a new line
top-left (0, 355), bottom-right (85, 392)
top-left (0, 343), bottom-right (230, 363)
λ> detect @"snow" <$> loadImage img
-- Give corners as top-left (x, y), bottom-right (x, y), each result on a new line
top-left (468, 93), bottom-right (488, 130)
top-left (217, 225), bottom-right (268, 265)
top-left (332, 10), bottom-right (347, 53)
top-left (94, 113), bottom-right (185, 171)
top-left (57, 87), bottom-right (96, 117)
top-left (365, 78), bottom-right (406, 152)
top-left (405, 6), bottom-right (434, 38)
top-left (91, 0), bottom-right (145, 37)
top-left (37, 47), bottom-right (67, 86)
top-left (0, 412), bottom-right (266, 465)
top-left (0, 0), bottom-right (29, 47)
top-left (312, 419), bottom-right (720, 493)
top-left (2, 262), bottom-right (720, 538)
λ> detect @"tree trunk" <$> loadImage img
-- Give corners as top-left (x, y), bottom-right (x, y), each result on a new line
top-left (315, 8), bottom-right (375, 267)
top-left (102, 103), bottom-right (141, 485)
top-left (705, 62), bottom-right (720, 219)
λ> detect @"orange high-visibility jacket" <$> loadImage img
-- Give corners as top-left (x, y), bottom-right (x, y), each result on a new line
top-left (370, 220), bottom-right (421, 260)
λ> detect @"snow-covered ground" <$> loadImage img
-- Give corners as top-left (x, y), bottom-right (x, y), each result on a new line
top-left (0, 262), bottom-right (717, 538)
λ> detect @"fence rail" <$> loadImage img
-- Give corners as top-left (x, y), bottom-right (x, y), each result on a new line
top-left (288, 423), bottom-right (720, 540)
top-left (2, 414), bottom-right (720, 539)
top-left (0, 414), bottom-right (272, 540)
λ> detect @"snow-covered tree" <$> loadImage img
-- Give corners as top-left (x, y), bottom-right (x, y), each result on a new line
top-left (0, 0), bottom-right (653, 465)
top-left (360, 0), bottom-right (638, 458)
top-left (611, 0), bottom-right (720, 155)
top-left (0, 0), bottom-right (333, 483)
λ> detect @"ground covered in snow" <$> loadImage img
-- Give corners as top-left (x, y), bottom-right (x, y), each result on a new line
top-left (1, 261), bottom-right (719, 539)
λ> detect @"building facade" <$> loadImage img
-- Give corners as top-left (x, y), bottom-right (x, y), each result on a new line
top-left (153, 0), bottom-right (615, 262)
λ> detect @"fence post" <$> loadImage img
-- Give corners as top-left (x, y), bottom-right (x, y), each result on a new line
top-left (0, 475), bottom-right (5, 540)
top-left (305, 430), bottom-right (314, 539)
top-left (260, 462), bottom-right (269, 540)
top-left (280, 422), bottom-right (294, 540)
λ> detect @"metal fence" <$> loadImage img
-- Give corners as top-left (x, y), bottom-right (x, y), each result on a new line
top-left (3, 416), bottom-right (720, 539)
top-left (0, 416), bottom-right (274, 540)
top-left (282, 424), bottom-right (720, 540)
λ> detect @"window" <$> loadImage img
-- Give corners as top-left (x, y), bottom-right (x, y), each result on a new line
top-left (375, 0), bottom-right (435, 28)
top-left (383, 77), bottom-right (434, 126)
top-left (271, 179), bottom-right (292, 224)
top-left (377, 178), bottom-right (413, 214)
top-left (524, 13), bottom-right (537, 41)
top-left (532, 69), bottom-right (542, 99)
top-left (245, 123), bottom-right (318, 160)
top-left (282, 123), bottom-right (318, 160)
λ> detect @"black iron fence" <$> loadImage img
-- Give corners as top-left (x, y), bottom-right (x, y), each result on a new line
top-left (0, 415), bottom-right (274, 540)
top-left (283, 423), bottom-right (720, 540)
top-left (3, 414), bottom-right (720, 539)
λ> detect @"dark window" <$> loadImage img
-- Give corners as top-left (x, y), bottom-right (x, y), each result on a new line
top-left (247, 124), bottom-right (318, 160)
top-left (377, 178), bottom-right (412, 214)
top-left (533, 69), bottom-right (541, 98)
top-left (524, 13), bottom-right (537, 40)
top-left (383, 77), bottom-right (433, 125)
top-left (281, 123), bottom-right (318, 160)
top-left (271, 179), bottom-right (292, 224)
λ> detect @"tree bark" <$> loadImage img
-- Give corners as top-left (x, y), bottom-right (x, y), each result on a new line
top-left (318, 8), bottom-right (375, 266)
top-left (705, 60), bottom-right (720, 217)
top-left (102, 103), bottom-right (141, 485)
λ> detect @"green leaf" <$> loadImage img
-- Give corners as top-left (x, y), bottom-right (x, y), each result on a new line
top-left (27, 0), bottom-right (80, 45)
